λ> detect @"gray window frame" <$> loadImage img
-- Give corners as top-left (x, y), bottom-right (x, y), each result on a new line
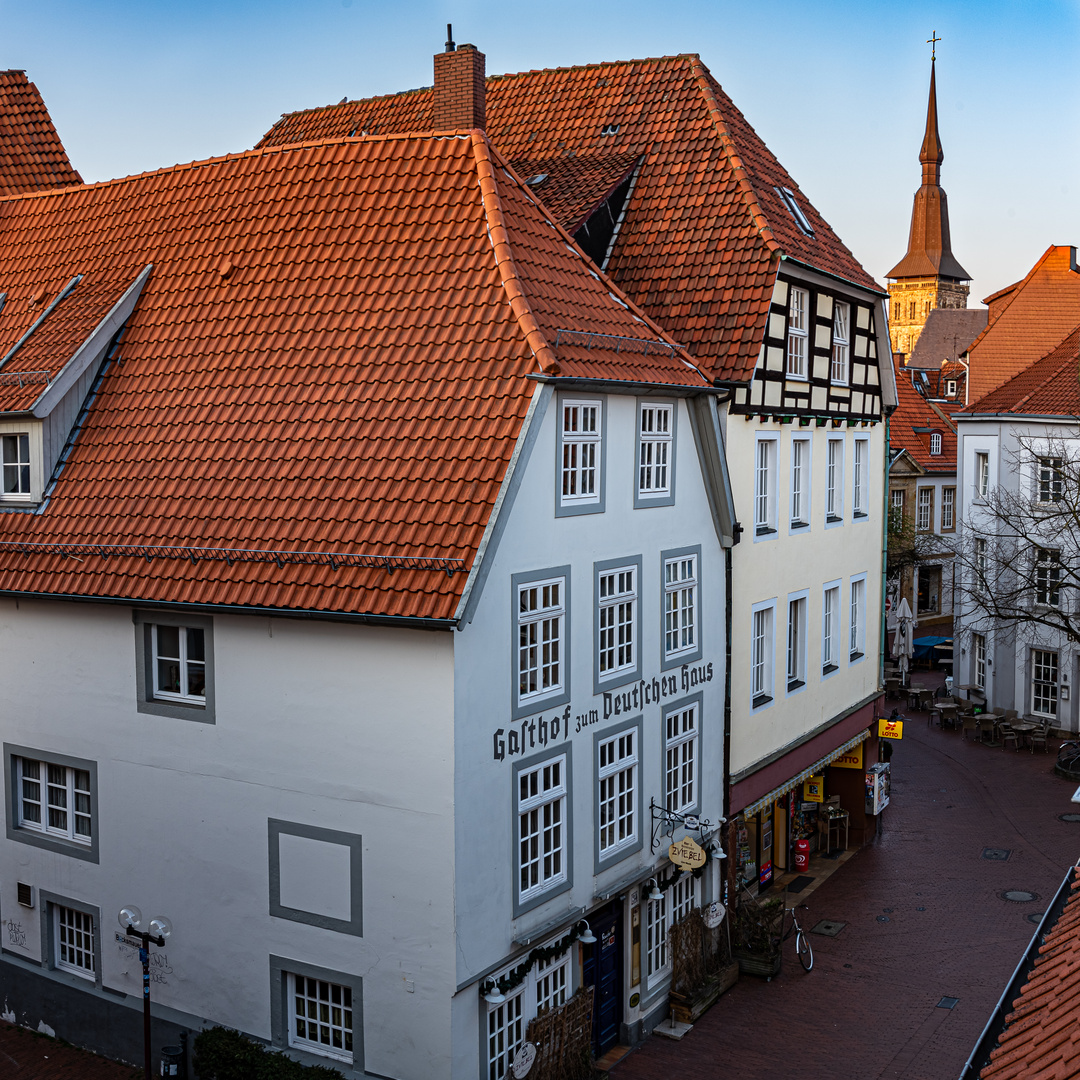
top-left (270, 954), bottom-right (364, 1075)
top-left (5, 744), bottom-right (99, 863)
top-left (268, 820), bottom-right (363, 936)
top-left (511, 566), bottom-right (572, 720)
top-left (594, 715), bottom-right (644, 874)
top-left (133, 609), bottom-right (215, 723)
top-left (40, 890), bottom-right (102, 989)
top-left (555, 393), bottom-right (607, 517)
top-left (660, 545), bottom-right (703, 671)
top-left (593, 555), bottom-right (643, 696)
top-left (512, 746), bottom-right (574, 918)
top-left (634, 399), bottom-right (677, 508)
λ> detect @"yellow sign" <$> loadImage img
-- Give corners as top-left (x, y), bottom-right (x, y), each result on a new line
top-left (803, 775), bottom-right (824, 803)
top-left (878, 717), bottom-right (904, 740)
top-left (832, 744), bottom-right (864, 770)
top-left (668, 836), bottom-right (707, 870)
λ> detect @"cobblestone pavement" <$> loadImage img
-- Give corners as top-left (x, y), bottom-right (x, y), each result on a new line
top-left (614, 683), bottom-right (1080, 1080)
top-left (0, 1020), bottom-right (137, 1079)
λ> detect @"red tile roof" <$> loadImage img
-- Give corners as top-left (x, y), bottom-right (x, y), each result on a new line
top-left (967, 246), bottom-right (1080, 401)
top-left (258, 54), bottom-right (881, 384)
top-left (980, 871), bottom-right (1080, 1080)
top-left (0, 71), bottom-right (82, 196)
top-left (0, 131), bottom-right (707, 619)
top-left (965, 325), bottom-right (1080, 417)
top-left (890, 362), bottom-right (961, 471)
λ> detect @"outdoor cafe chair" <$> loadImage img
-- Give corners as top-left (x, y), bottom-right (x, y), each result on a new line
top-left (1030, 721), bottom-right (1050, 754)
top-left (998, 723), bottom-right (1019, 752)
top-left (960, 714), bottom-right (977, 740)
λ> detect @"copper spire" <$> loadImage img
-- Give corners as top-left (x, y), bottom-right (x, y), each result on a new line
top-left (886, 58), bottom-right (970, 281)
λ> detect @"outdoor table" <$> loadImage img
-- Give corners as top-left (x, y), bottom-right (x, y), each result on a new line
top-left (957, 684), bottom-right (987, 702)
top-left (939, 704), bottom-right (959, 730)
top-left (977, 713), bottom-right (1000, 743)
top-left (1011, 722), bottom-right (1037, 749)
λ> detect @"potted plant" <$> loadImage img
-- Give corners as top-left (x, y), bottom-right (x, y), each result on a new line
top-left (667, 907), bottom-right (739, 1024)
top-left (732, 893), bottom-right (783, 978)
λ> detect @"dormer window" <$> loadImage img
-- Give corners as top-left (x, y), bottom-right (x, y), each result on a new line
top-left (774, 186), bottom-right (814, 236)
top-left (945, 379), bottom-right (957, 397)
top-left (2, 433), bottom-right (31, 497)
top-left (930, 433), bottom-right (942, 456)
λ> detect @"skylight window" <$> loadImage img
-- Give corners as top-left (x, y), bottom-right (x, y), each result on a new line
top-left (601, 123), bottom-right (621, 136)
top-left (526, 173), bottom-right (548, 187)
top-left (774, 186), bottom-right (814, 237)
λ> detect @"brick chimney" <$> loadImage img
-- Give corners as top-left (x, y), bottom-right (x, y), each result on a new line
top-left (433, 33), bottom-right (485, 131)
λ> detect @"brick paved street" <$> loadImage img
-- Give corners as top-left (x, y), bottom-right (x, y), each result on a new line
top-left (0, 1020), bottom-right (137, 1079)
top-left (614, 681), bottom-right (1080, 1080)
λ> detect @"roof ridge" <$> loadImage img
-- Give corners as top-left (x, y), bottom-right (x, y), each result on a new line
top-left (970, 244), bottom-right (1062, 351)
top-left (470, 130), bottom-right (558, 374)
top-left (687, 56), bottom-right (780, 257)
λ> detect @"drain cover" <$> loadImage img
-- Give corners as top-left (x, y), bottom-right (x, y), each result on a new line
top-left (1026, 912), bottom-right (1045, 925)
top-left (1000, 890), bottom-right (1039, 903)
top-left (937, 997), bottom-right (959, 1010)
top-left (877, 915), bottom-right (890, 922)
top-left (1060, 813), bottom-right (1080, 823)
top-left (811, 920), bottom-right (846, 937)
top-left (917, 906), bottom-right (926, 911)
top-left (982, 848), bottom-right (1012, 861)
top-left (786, 875), bottom-right (815, 893)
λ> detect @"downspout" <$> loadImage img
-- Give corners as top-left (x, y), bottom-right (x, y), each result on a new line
top-left (723, 541), bottom-right (734, 906)
top-left (881, 412), bottom-right (891, 685)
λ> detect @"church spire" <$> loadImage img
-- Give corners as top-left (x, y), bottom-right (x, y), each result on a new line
top-left (886, 57), bottom-right (969, 282)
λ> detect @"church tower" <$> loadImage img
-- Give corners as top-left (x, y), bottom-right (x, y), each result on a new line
top-left (887, 57), bottom-right (970, 357)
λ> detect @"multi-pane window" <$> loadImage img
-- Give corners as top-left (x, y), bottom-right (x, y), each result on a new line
top-left (850, 578), bottom-right (865, 658)
top-left (786, 287), bottom-right (808, 378)
top-left (664, 703), bottom-right (698, 814)
top-left (786, 596), bottom-right (806, 689)
top-left (289, 974), bottom-right (353, 1063)
top-left (891, 489), bottom-right (904, 517)
top-left (518, 577), bottom-right (565, 705)
top-left (487, 990), bottom-right (524, 1080)
top-left (822, 586), bottom-right (839, 671)
top-left (1, 433), bottom-right (31, 496)
top-left (54, 905), bottom-right (95, 979)
top-left (826, 439), bottom-right (843, 520)
top-left (754, 439), bottom-right (776, 533)
top-left (664, 554), bottom-right (698, 660)
top-left (517, 756), bottom-right (567, 902)
top-left (1035, 548), bottom-right (1061, 608)
top-left (852, 439), bottom-right (867, 515)
top-left (1032, 649), bottom-right (1059, 717)
top-left (831, 302), bottom-right (850, 383)
top-left (598, 729), bottom-right (637, 858)
top-left (598, 567), bottom-right (636, 678)
top-left (976, 452), bottom-right (990, 498)
top-left (152, 625), bottom-right (206, 702)
top-left (790, 439), bottom-right (809, 526)
top-left (916, 488), bottom-right (933, 532)
top-left (751, 606), bottom-right (772, 705)
top-left (560, 401), bottom-right (601, 506)
top-left (17, 758), bottom-right (92, 844)
top-left (975, 538), bottom-right (988, 578)
top-left (534, 951), bottom-right (570, 1015)
top-left (638, 404), bottom-right (672, 499)
top-left (1038, 456), bottom-right (1064, 503)
top-left (941, 487), bottom-right (955, 530)
top-left (973, 633), bottom-right (986, 690)
top-left (646, 876), bottom-right (696, 983)
top-left (930, 432), bottom-right (942, 456)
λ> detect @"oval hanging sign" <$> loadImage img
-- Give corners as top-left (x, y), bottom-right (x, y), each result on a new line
top-left (668, 836), bottom-right (706, 870)
top-left (703, 900), bottom-right (726, 929)
top-left (511, 1042), bottom-right (537, 1078)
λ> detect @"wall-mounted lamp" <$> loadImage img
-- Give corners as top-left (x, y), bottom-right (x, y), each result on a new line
top-left (646, 878), bottom-right (663, 901)
top-left (577, 920), bottom-right (596, 945)
top-left (482, 982), bottom-right (505, 1005)
top-left (712, 843), bottom-right (727, 860)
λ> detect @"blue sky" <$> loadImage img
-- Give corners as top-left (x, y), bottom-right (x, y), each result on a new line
top-left (6, 0), bottom-right (1078, 303)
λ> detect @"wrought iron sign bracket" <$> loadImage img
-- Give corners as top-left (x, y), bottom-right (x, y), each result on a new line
top-left (649, 798), bottom-right (724, 852)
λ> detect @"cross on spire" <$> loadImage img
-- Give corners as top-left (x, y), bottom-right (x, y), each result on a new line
top-left (927, 31), bottom-right (941, 61)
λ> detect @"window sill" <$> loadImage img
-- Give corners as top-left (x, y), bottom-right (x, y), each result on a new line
top-left (751, 693), bottom-right (773, 709)
top-left (822, 663), bottom-right (838, 675)
top-left (849, 651), bottom-right (864, 662)
top-left (853, 511), bottom-right (868, 520)
top-left (785, 372), bottom-right (809, 382)
top-left (826, 515), bottom-right (843, 524)
top-left (786, 679), bottom-right (805, 693)
top-left (789, 520), bottom-right (808, 530)
top-left (755, 525), bottom-right (777, 537)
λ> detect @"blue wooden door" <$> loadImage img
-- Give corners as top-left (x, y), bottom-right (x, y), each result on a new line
top-left (582, 903), bottom-right (622, 1056)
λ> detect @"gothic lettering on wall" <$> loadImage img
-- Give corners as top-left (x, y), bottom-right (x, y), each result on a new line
top-left (492, 661), bottom-right (713, 761)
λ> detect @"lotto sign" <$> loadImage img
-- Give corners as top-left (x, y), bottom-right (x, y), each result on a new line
top-left (803, 775), bottom-right (824, 802)
top-left (832, 744), bottom-right (864, 769)
top-left (878, 717), bottom-right (904, 740)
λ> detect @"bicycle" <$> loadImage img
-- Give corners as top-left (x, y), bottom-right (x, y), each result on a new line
top-left (782, 902), bottom-right (814, 971)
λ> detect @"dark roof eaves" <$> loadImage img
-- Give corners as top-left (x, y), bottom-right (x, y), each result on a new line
top-left (780, 255), bottom-right (887, 298)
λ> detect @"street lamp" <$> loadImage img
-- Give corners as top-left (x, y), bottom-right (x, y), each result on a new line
top-left (119, 905), bottom-right (173, 1080)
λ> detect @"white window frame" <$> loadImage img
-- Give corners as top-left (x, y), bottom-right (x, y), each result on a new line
top-left (664, 700), bottom-right (699, 815)
top-left (662, 549), bottom-right (700, 666)
top-left (516, 573), bottom-right (567, 712)
top-left (1032, 649), bottom-right (1059, 718)
top-left (15, 756), bottom-right (92, 846)
top-left (975, 538), bottom-right (988, 580)
top-left (1, 431), bottom-right (32, 499)
top-left (973, 633), bottom-right (986, 690)
top-left (786, 592), bottom-right (807, 692)
top-left (789, 437), bottom-right (810, 529)
top-left (636, 402), bottom-right (674, 504)
top-left (558, 398), bottom-right (602, 511)
top-left (287, 972), bottom-right (354, 1064)
top-left (646, 875), bottom-right (697, 987)
top-left (751, 600), bottom-right (775, 709)
top-left (945, 378), bottom-right (957, 397)
top-left (597, 563), bottom-right (638, 684)
top-left (849, 575), bottom-right (866, 660)
top-left (852, 438), bottom-right (868, 517)
top-left (941, 487), bottom-right (955, 531)
top-left (822, 582), bottom-right (841, 674)
top-left (830, 302), bottom-right (850, 384)
top-left (826, 438), bottom-right (844, 523)
top-left (786, 287), bottom-right (809, 379)
top-left (597, 726), bottom-right (638, 861)
top-left (754, 437), bottom-right (778, 536)
top-left (1037, 456), bottom-right (1064, 504)
top-left (53, 903), bottom-right (96, 981)
top-left (517, 754), bottom-right (568, 905)
top-left (151, 624), bottom-right (207, 704)
top-left (916, 487), bottom-right (933, 532)
top-left (1035, 548), bottom-right (1061, 608)
top-left (930, 432), bottom-right (942, 456)
top-left (975, 452), bottom-right (990, 499)
top-left (891, 488), bottom-right (904, 516)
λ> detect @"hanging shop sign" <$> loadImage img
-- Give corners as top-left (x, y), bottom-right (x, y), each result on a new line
top-left (878, 717), bottom-right (904, 740)
top-left (803, 775), bottom-right (824, 803)
top-left (703, 901), bottom-right (726, 929)
top-left (511, 1043), bottom-right (537, 1078)
top-left (669, 836), bottom-right (707, 870)
top-left (832, 744), bottom-right (864, 769)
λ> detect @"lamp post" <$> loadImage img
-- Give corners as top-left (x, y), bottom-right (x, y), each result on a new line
top-left (118, 905), bottom-right (173, 1080)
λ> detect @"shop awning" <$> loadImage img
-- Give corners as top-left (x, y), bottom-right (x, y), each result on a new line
top-left (740, 729), bottom-right (872, 820)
